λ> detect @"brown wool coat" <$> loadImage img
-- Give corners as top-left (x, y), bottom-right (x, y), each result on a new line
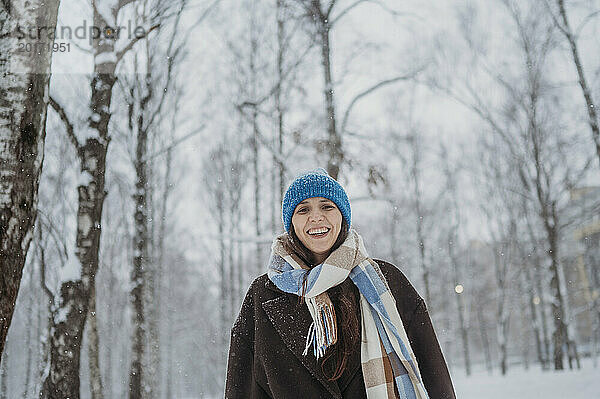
top-left (225, 259), bottom-right (456, 399)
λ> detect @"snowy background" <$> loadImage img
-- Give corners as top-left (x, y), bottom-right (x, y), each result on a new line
top-left (453, 358), bottom-right (600, 398)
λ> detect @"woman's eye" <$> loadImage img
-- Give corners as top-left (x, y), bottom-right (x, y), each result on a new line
top-left (297, 208), bottom-right (307, 213)
top-left (323, 205), bottom-right (334, 210)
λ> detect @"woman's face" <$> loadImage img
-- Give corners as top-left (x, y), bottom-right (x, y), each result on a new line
top-left (291, 197), bottom-right (343, 261)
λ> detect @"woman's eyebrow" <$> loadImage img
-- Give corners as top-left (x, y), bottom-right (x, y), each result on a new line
top-left (298, 199), bottom-right (332, 205)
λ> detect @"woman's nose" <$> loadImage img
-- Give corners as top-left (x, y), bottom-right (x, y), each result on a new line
top-left (308, 210), bottom-right (324, 221)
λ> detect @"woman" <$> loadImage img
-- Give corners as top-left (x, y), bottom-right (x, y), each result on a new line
top-left (225, 168), bottom-right (455, 399)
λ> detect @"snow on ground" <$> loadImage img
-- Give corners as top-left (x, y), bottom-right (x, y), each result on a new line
top-left (193, 359), bottom-right (600, 398)
top-left (452, 358), bottom-right (600, 399)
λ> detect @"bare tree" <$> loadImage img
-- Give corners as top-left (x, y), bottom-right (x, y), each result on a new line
top-left (273, 0), bottom-right (288, 230)
top-left (0, 0), bottom-right (60, 362)
top-left (440, 145), bottom-right (471, 376)
top-left (43, 1), bottom-right (158, 396)
top-left (544, 0), bottom-right (600, 169)
top-left (501, 1), bottom-right (580, 370)
top-left (297, 0), bottom-right (342, 178)
top-left (494, 238), bottom-right (512, 376)
top-left (476, 141), bottom-right (521, 374)
top-left (408, 134), bottom-right (432, 306)
top-left (157, 105), bottom-right (178, 399)
top-left (433, 0), bottom-right (591, 370)
top-left (203, 144), bottom-right (230, 345)
top-left (249, 1), bottom-right (264, 276)
top-left (125, 1), bottom-right (187, 396)
top-left (296, 0), bottom-right (417, 179)
top-left (521, 197), bottom-right (551, 369)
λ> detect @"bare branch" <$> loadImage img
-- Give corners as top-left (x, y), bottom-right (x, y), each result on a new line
top-left (69, 39), bottom-right (93, 54)
top-left (135, 0), bottom-right (218, 134)
top-left (91, 0), bottom-right (110, 27)
top-left (234, 39), bottom-right (316, 109)
top-left (116, 23), bottom-right (160, 63)
top-left (35, 222), bottom-right (56, 304)
top-left (330, 0), bottom-right (367, 26)
top-left (341, 67), bottom-right (426, 134)
top-left (144, 0), bottom-right (188, 130)
top-left (235, 104), bottom-right (291, 170)
top-left (49, 96), bottom-right (84, 163)
top-left (37, 210), bottom-right (69, 267)
top-left (325, 0), bottom-right (338, 19)
top-left (575, 9), bottom-right (600, 37)
top-left (330, 0), bottom-right (415, 27)
top-left (541, 0), bottom-right (569, 36)
top-left (141, 125), bottom-right (206, 164)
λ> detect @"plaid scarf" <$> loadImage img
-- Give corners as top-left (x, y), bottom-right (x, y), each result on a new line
top-left (267, 228), bottom-right (429, 399)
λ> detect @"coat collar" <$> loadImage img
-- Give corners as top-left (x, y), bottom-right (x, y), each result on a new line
top-left (261, 278), bottom-right (343, 399)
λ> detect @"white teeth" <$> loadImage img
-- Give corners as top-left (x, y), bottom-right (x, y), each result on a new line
top-left (308, 227), bottom-right (329, 235)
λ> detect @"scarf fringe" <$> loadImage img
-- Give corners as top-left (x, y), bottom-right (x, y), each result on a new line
top-left (302, 298), bottom-right (337, 359)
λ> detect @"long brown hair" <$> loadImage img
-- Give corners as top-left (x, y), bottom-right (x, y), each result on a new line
top-left (288, 219), bottom-right (360, 381)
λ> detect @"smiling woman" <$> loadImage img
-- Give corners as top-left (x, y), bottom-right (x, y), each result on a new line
top-left (225, 168), bottom-right (455, 399)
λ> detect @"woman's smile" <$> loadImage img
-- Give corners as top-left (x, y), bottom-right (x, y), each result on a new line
top-left (306, 226), bottom-right (330, 238)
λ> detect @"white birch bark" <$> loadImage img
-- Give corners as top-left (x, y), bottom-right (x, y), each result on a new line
top-left (42, 1), bottom-right (140, 397)
top-left (0, 0), bottom-right (60, 362)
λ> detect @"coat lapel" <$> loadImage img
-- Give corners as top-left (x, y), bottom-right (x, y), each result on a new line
top-left (262, 283), bottom-right (342, 399)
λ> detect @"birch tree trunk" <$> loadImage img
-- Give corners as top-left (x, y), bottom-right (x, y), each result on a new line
top-left (543, 206), bottom-right (567, 370)
top-left (130, 97), bottom-right (149, 399)
top-left (0, 0), bottom-right (60, 362)
top-left (494, 246), bottom-right (510, 375)
top-left (42, 3), bottom-right (127, 396)
top-left (316, 5), bottom-right (342, 179)
top-left (88, 283), bottom-right (104, 399)
top-left (299, 1), bottom-right (343, 179)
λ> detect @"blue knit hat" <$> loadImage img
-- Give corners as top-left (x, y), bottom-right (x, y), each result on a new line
top-left (282, 168), bottom-right (351, 233)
